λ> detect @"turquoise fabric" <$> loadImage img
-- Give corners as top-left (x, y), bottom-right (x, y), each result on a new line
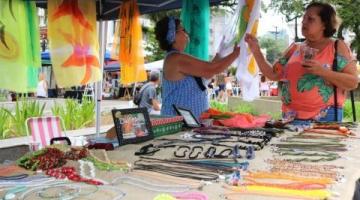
top-left (181, 0), bottom-right (210, 61)
top-left (161, 52), bottom-right (209, 119)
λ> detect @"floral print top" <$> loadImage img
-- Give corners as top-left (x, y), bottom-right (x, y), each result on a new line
top-left (274, 41), bottom-right (350, 120)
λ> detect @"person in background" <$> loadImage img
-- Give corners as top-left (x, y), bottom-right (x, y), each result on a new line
top-left (259, 75), bottom-right (270, 96)
top-left (216, 72), bottom-right (226, 102)
top-left (155, 16), bottom-right (240, 119)
top-left (36, 73), bottom-right (48, 98)
top-left (138, 71), bottom-right (161, 115)
top-left (225, 72), bottom-right (233, 99)
top-left (245, 2), bottom-right (358, 123)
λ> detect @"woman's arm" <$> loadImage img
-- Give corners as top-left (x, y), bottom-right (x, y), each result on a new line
top-left (302, 40), bottom-right (358, 90)
top-left (244, 34), bottom-right (280, 81)
top-left (167, 45), bottom-right (240, 79)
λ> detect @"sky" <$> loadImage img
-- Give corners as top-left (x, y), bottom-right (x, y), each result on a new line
top-left (257, 0), bottom-right (290, 37)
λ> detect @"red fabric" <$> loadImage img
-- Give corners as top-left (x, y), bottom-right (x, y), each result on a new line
top-left (217, 114), bottom-right (271, 128)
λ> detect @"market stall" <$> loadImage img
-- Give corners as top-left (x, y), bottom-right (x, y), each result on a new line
top-left (1, 110), bottom-right (359, 200)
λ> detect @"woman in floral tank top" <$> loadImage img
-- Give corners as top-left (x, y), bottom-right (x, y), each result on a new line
top-left (245, 2), bottom-right (358, 122)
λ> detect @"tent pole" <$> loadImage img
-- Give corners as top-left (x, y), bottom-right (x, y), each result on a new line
top-left (96, 19), bottom-right (107, 136)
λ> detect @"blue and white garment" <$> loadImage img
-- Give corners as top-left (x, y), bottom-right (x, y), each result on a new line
top-left (161, 52), bottom-right (209, 119)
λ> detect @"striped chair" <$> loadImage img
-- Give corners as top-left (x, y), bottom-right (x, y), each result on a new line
top-left (25, 116), bottom-right (67, 151)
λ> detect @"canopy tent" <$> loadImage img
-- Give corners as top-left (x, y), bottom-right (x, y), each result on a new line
top-left (31, 0), bottom-right (224, 135)
top-left (104, 59), bottom-right (164, 72)
top-left (34, 0), bottom-right (224, 20)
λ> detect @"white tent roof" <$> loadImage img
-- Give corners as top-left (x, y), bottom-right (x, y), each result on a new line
top-left (144, 59), bottom-right (163, 71)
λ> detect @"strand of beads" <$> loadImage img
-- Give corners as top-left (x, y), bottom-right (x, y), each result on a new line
top-left (46, 166), bottom-right (103, 185)
top-left (79, 160), bottom-right (96, 179)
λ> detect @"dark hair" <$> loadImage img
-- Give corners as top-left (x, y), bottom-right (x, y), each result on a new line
top-left (155, 16), bottom-right (180, 51)
top-left (261, 75), bottom-right (266, 83)
top-left (306, 2), bottom-right (340, 37)
top-left (149, 71), bottom-right (160, 82)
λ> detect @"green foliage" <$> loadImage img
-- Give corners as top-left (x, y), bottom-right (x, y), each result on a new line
top-left (228, 67), bottom-right (237, 76)
top-left (5, 100), bottom-right (46, 137)
top-left (210, 100), bottom-right (281, 120)
top-left (51, 98), bottom-right (95, 130)
top-left (233, 102), bottom-right (259, 115)
top-left (259, 35), bottom-right (287, 63)
top-left (144, 27), bottom-right (165, 63)
top-left (343, 100), bottom-right (360, 122)
top-left (269, 0), bottom-right (360, 60)
top-left (210, 100), bottom-right (228, 112)
top-left (0, 108), bottom-right (10, 139)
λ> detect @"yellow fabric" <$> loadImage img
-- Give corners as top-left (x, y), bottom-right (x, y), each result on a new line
top-left (48, 0), bottom-right (101, 87)
top-left (117, 0), bottom-right (147, 84)
top-left (0, 0), bottom-right (40, 92)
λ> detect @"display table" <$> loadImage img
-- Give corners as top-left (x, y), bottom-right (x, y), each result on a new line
top-left (1, 127), bottom-right (359, 200)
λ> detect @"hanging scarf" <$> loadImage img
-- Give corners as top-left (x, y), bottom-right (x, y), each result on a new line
top-left (217, 0), bottom-right (261, 101)
top-left (0, 0), bottom-right (40, 92)
top-left (117, 0), bottom-right (146, 85)
top-left (181, 0), bottom-right (210, 91)
top-left (48, 0), bottom-right (101, 87)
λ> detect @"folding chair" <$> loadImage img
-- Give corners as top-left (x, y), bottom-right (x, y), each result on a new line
top-left (25, 116), bottom-right (69, 151)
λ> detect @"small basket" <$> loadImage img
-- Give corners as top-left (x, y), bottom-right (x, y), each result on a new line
top-left (150, 115), bottom-right (184, 137)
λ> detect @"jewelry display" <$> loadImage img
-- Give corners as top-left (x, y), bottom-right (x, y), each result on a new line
top-left (130, 170), bottom-right (204, 189)
top-left (112, 176), bottom-right (192, 193)
top-left (223, 185), bottom-right (331, 199)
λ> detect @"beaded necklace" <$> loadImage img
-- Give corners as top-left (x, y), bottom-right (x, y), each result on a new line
top-left (223, 185), bottom-right (331, 199)
top-left (130, 170), bottom-right (204, 189)
top-left (246, 171), bottom-right (333, 184)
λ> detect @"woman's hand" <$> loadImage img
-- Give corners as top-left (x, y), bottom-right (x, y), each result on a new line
top-left (245, 33), bottom-right (260, 54)
top-left (301, 59), bottom-right (328, 76)
top-left (232, 43), bottom-right (240, 57)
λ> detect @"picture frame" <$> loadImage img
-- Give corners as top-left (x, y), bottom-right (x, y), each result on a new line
top-left (111, 108), bottom-right (154, 146)
top-left (173, 105), bottom-right (201, 128)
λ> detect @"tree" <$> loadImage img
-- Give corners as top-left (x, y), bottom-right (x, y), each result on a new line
top-left (143, 27), bottom-right (165, 62)
top-left (142, 10), bottom-right (181, 62)
top-left (259, 35), bottom-right (287, 63)
top-left (269, 0), bottom-right (360, 60)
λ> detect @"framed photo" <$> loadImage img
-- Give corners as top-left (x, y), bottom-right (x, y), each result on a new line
top-left (173, 105), bottom-right (201, 128)
top-left (111, 108), bottom-right (154, 146)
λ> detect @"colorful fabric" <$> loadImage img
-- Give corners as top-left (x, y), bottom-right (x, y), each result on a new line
top-left (0, 0), bottom-right (40, 92)
top-left (200, 108), bottom-right (270, 128)
top-left (181, 0), bottom-right (210, 61)
top-left (116, 0), bottom-right (147, 84)
top-left (276, 41), bottom-right (348, 120)
top-left (48, 0), bottom-right (101, 87)
top-left (217, 0), bottom-right (261, 101)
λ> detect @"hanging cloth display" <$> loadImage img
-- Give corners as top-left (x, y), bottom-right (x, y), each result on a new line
top-left (48, 0), bottom-right (101, 87)
top-left (217, 0), bottom-right (261, 101)
top-left (116, 0), bottom-right (147, 84)
top-left (181, 0), bottom-right (210, 91)
top-left (0, 0), bottom-right (40, 92)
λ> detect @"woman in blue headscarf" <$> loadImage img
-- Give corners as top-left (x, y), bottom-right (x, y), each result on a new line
top-left (155, 16), bottom-right (240, 119)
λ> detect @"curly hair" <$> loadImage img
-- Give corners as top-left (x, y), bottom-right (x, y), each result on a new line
top-left (155, 16), bottom-right (180, 51)
top-left (306, 2), bottom-right (341, 38)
